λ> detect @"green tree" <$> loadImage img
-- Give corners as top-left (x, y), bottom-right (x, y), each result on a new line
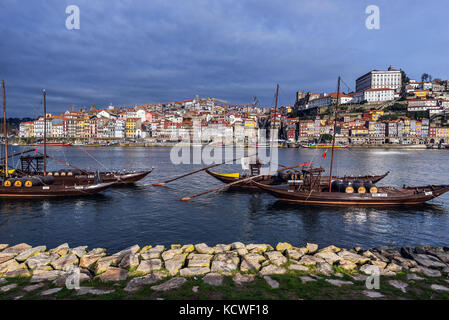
top-left (320, 133), bottom-right (333, 142)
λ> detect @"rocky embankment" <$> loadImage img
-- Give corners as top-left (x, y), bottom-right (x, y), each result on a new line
top-left (1, 242), bottom-right (449, 299)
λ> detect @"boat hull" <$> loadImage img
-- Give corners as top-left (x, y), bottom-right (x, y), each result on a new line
top-left (253, 182), bottom-right (449, 206)
top-left (205, 170), bottom-right (389, 190)
top-left (19, 170), bottom-right (153, 186)
top-left (205, 170), bottom-right (279, 190)
top-left (0, 182), bottom-right (116, 199)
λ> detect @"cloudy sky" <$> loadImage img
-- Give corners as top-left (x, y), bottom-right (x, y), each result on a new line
top-left (1, 0), bottom-right (448, 117)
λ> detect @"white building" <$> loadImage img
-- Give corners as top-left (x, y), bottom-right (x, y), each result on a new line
top-left (33, 118), bottom-right (52, 138)
top-left (97, 110), bottom-right (117, 120)
top-left (307, 93), bottom-right (353, 109)
top-left (19, 122), bottom-right (33, 138)
top-left (351, 88), bottom-right (395, 103)
top-left (407, 99), bottom-right (440, 112)
top-left (356, 66), bottom-right (402, 93)
top-left (51, 124), bottom-right (64, 138)
top-left (136, 109), bottom-right (147, 122)
top-left (114, 119), bottom-right (125, 138)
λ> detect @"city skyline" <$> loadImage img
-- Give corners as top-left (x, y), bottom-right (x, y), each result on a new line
top-left (1, 0), bottom-right (449, 117)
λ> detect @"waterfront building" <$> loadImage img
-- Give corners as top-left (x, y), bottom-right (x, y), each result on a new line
top-left (368, 121), bottom-right (386, 137)
top-left (115, 119), bottom-right (125, 138)
top-left (350, 126), bottom-right (369, 137)
top-left (33, 117), bottom-right (52, 138)
top-left (125, 117), bottom-right (141, 138)
top-left (298, 120), bottom-right (316, 137)
top-left (19, 121), bottom-right (34, 138)
top-left (436, 127), bottom-right (449, 139)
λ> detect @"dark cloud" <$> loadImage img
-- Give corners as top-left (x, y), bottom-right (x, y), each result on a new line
top-left (0, 0), bottom-right (448, 116)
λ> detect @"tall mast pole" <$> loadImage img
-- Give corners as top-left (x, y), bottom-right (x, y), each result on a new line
top-left (43, 89), bottom-right (47, 176)
top-left (269, 84), bottom-right (279, 164)
top-left (2, 80), bottom-right (8, 178)
top-left (274, 84), bottom-right (279, 128)
top-left (328, 76), bottom-right (340, 192)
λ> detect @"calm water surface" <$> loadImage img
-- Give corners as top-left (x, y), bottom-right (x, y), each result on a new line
top-left (0, 146), bottom-right (448, 252)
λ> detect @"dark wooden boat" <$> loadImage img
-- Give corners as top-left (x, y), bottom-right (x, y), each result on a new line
top-left (47, 169), bottom-right (153, 185)
top-left (15, 153), bottom-right (152, 186)
top-left (0, 83), bottom-right (117, 198)
top-left (0, 177), bottom-right (116, 199)
top-left (205, 169), bottom-right (389, 190)
top-left (253, 179), bottom-right (449, 206)
top-left (252, 77), bottom-right (449, 206)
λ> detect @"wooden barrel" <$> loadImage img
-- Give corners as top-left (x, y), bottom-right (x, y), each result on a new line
top-left (331, 180), bottom-right (344, 192)
top-left (364, 182), bottom-right (378, 194)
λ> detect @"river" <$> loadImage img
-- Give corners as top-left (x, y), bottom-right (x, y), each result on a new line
top-left (0, 146), bottom-right (448, 252)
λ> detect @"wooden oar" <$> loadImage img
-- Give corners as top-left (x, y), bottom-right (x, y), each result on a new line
top-left (179, 161), bottom-right (313, 201)
top-left (0, 148), bottom-right (36, 161)
top-left (152, 154), bottom-right (256, 186)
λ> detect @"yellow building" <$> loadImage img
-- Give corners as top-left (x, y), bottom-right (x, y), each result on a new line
top-left (351, 126), bottom-right (368, 136)
top-left (412, 90), bottom-right (431, 98)
top-left (371, 110), bottom-right (384, 121)
top-left (436, 127), bottom-right (449, 137)
top-left (125, 118), bottom-right (141, 138)
top-left (244, 118), bottom-right (257, 138)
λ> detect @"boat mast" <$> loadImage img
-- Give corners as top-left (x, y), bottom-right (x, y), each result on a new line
top-left (274, 84), bottom-right (279, 133)
top-left (269, 84), bottom-right (279, 164)
top-left (43, 89), bottom-right (47, 176)
top-left (328, 76), bottom-right (341, 192)
top-left (2, 80), bottom-right (8, 178)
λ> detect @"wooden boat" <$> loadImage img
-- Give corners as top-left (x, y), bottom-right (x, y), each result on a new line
top-left (252, 77), bottom-right (449, 206)
top-left (16, 154), bottom-right (152, 185)
top-left (205, 169), bottom-right (389, 190)
top-left (253, 178), bottom-right (449, 206)
top-left (0, 177), bottom-right (116, 199)
top-left (0, 83), bottom-right (117, 198)
top-left (47, 169), bottom-right (153, 185)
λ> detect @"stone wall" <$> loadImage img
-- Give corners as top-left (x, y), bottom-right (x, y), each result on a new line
top-left (1, 242), bottom-right (449, 294)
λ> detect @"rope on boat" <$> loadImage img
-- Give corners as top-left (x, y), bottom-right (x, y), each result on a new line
top-left (80, 148), bottom-right (111, 172)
